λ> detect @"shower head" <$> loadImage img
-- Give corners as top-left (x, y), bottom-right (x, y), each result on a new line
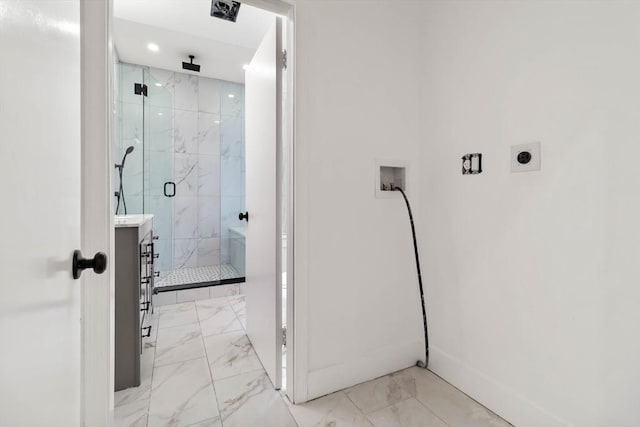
top-left (182, 55), bottom-right (201, 73)
top-left (116, 146), bottom-right (135, 170)
top-left (210, 0), bottom-right (241, 22)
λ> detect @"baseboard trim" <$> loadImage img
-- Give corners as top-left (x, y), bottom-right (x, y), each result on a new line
top-left (429, 346), bottom-right (570, 427)
top-left (305, 339), bottom-right (423, 402)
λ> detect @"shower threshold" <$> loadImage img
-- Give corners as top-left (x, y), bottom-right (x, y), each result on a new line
top-left (155, 265), bottom-right (245, 292)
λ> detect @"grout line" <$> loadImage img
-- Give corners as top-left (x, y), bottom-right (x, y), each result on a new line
top-left (343, 389), bottom-right (371, 423)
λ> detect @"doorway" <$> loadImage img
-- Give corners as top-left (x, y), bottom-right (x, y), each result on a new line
top-left (110, 0), bottom-right (295, 424)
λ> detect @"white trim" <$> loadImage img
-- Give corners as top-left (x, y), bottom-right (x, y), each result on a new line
top-left (83, 0), bottom-right (303, 416)
top-left (80, 0), bottom-right (115, 425)
top-left (429, 346), bottom-right (570, 427)
top-left (284, 6), bottom-right (298, 401)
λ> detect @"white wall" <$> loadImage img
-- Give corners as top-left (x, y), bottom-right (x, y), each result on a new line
top-left (419, 2), bottom-right (640, 426)
top-left (293, 0), bottom-right (425, 400)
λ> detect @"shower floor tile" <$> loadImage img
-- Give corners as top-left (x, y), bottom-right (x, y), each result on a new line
top-left (156, 264), bottom-right (241, 288)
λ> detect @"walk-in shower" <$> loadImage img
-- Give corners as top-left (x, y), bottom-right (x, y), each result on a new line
top-left (113, 62), bottom-right (246, 291)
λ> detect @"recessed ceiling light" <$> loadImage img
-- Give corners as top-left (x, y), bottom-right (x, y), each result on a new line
top-left (157, 112), bottom-right (163, 116)
top-left (242, 64), bottom-right (249, 70)
top-left (214, 120), bottom-right (221, 124)
top-left (228, 94), bottom-right (235, 98)
top-left (155, 83), bottom-right (162, 87)
top-left (147, 43), bottom-right (159, 52)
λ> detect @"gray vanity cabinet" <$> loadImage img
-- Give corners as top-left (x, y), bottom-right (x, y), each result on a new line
top-left (115, 217), bottom-right (156, 391)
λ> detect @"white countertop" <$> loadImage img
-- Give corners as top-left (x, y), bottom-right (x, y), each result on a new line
top-left (114, 214), bottom-right (154, 228)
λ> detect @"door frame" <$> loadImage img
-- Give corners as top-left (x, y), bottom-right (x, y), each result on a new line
top-left (80, 0), bottom-right (306, 422)
top-left (80, 0), bottom-right (115, 425)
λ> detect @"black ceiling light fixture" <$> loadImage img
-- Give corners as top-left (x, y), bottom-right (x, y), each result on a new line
top-left (182, 55), bottom-right (201, 72)
top-left (210, 0), bottom-right (241, 23)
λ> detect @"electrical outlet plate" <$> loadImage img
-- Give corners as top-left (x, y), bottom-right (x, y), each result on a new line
top-left (511, 142), bottom-right (541, 173)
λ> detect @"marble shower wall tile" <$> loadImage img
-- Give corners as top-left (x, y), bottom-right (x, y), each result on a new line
top-left (174, 154), bottom-right (199, 196)
top-left (148, 68), bottom-right (174, 108)
top-left (117, 65), bottom-right (243, 272)
top-left (148, 105), bottom-right (173, 152)
top-left (198, 154), bottom-right (220, 197)
top-left (174, 238), bottom-right (198, 269)
top-left (198, 238), bottom-right (220, 267)
top-left (220, 116), bottom-right (244, 159)
top-left (220, 155), bottom-right (244, 197)
top-left (174, 73), bottom-right (199, 112)
top-left (198, 197), bottom-right (221, 239)
top-left (148, 151), bottom-right (173, 196)
top-left (220, 81), bottom-right (244, 119)
top-left (174, 196), bottom-right (198, 239)
top-left (120, 63), bottom-right (144, 105)
top-left (174, 109), bottom-right (198, 154)
top-left (220, 196), bottom-right (243, 239)
top-left (198, 77), bottom-right (221, 114)
top-left (198, 112), bottom-right (221, 155)
top-left (148, 196), bottom-right (172, 239)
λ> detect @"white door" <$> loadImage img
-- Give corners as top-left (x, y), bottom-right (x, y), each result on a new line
top-left (0, 2), bottom-right (91, 425)
top-left (245, 18), bottom-right (284, 389)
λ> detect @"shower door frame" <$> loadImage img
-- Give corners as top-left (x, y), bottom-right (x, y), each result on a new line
top-left (83, 0), bottom-right (306, 417)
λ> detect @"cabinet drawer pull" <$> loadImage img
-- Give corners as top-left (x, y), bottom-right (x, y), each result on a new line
top-left (141, 302), bottom-right (150, 312)
top-left (142, 326), bottom-right (152, 338)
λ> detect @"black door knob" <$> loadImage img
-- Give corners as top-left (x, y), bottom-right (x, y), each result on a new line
top-left (72, 250), bottom-right (108, 279)
top-left (238, 212), bottom-right (249, 222)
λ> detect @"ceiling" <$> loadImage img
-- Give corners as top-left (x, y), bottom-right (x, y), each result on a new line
top-left (113, 0), bottom-right (276, 82)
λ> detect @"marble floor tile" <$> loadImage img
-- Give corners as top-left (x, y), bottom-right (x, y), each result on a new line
top-left (159, 302), bottom-right (199, 328)
top-left (367, 398), bottom-right (448, 427)
top-left (196, 298), bottom-right (243, 336)
top-left (115, 343), bottom-right (155, 406)
top-left (227, 295), bottom-right (245, 316)
top-left (148, 358), bottom-right (219, 427)
top-left (345, 373), bottom-right (415, 414)
top-left (114, 399), bottom-right (149, 427)
top-left (392, 367), bottom-right (512, 427)
top-left (288, 391), bottom-right (373, 427)
top-left (186, 417), bottom-right (222, 427)
top-left (154, 322), bottom-right (205, 367)
top-left (203, 331), bottom-right (262, 380)
top-left (215, 369), bottom-right (297, 427)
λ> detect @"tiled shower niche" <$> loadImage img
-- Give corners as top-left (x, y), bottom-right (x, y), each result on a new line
top-left (114, 63), bottom-right (245, 285)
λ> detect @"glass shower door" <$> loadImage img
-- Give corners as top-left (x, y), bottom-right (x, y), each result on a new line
top-left (144, 67), bottom-right (174, 280)
top-left (220, 81), bottom-right (246, 281)
top-left (115, 63), bottom-right (144, 215)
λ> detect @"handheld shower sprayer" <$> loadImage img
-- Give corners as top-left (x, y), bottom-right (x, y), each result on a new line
top-left (115, 146), bottom-right (135, 215)
top-left (393, 186), bottom-right (429, 369)
top-left (116, 145), bottom-right (135, 170)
